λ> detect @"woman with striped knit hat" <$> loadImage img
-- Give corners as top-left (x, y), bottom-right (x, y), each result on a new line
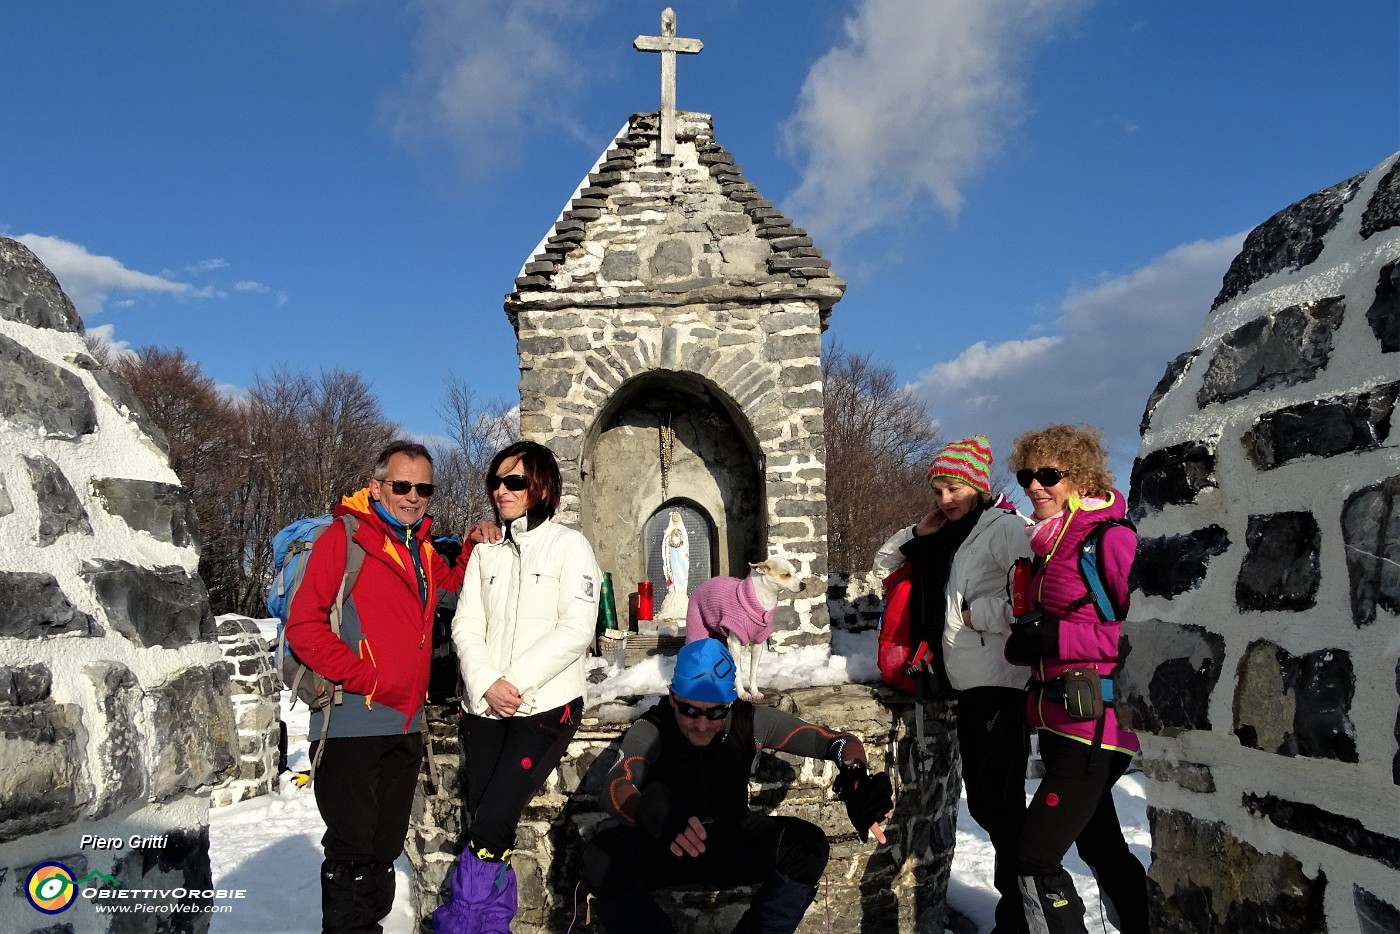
top-left (873, 434), bottom-right (1033, 934)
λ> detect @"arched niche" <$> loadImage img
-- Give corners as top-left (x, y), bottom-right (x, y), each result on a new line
top-left (580, 371), bottom-right (762, 619)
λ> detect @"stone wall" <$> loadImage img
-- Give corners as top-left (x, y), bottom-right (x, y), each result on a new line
top-left (210, 616), bottom-right (281, 808)
top-left (503, 111), bottom-right (845, 648)
top-left (1122, 152), bottom-right (1400, 931)
top-left (0, 237), bottom-right (237, 932)
top-left (407, 684), bottom-right (961, 933)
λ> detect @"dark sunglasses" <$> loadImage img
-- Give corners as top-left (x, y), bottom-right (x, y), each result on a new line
top-left (1016, 467), bottom-right (1068, 489)
top-left (488, 473), bottom-right (529, 492)
top-left (379, 480), bottom-right (435, 497)
top-left (672, 696), bottom-right (732, 721)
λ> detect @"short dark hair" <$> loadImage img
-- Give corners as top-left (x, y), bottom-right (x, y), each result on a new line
top-left (374, 440), bottom-right (433, 479)
top-left (487, 440), bottom-right (561, 520)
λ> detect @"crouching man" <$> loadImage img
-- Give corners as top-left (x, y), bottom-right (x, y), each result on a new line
top-left (583, 640), bottom-right (893, 933)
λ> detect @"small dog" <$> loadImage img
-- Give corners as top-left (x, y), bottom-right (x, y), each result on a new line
top-left (685, 558), bottom-right (804, 701)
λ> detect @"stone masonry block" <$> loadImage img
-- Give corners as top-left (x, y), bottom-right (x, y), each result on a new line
top-left (1360, 160), bottom-right (1400, 238)
top-left (1132, 526), bottom-right (1231, 598)
top-left (1366, 259), bottom-right (1400, 352)
top-left (1117, 621), bottom-right (1224, 737)
top-left (1235, 512), bottom-right (1320, 612)
top-left (1342, 475), bottom-right (1400, 627)
top-left (1213, 173), bottom-right (1361, 308)
top-left (1241, 382), bottom-right (1397, 469)
top-left (1127, 439), bottom-right (1218, 520)
top-left (0, 702), bottom-right (89, 844)
top-left (1146, 807), bottom-right (1326, 933)
top-left (82, 559), bottom-right (215, 648)
top-left (1197, 298), bottom-right (1344, 406)
top-left (0, 333), bottom-right (97, 439)
top-left (1234, 640), bottom-right (1357, 763)
top-left (1139, 350), bottom-right (1199, 434)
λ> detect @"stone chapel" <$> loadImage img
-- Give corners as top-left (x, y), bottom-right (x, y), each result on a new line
top-left (502, 10), bottom-right (845, 646)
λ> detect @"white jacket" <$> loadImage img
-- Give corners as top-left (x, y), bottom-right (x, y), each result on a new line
top-left (452, 515), bottom-right (601, 717)
top-left (873, 504), bottom-right (1032, 691)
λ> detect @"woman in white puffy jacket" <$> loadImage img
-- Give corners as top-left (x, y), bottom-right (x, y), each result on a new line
top-left (438, 441), bottom-right (600, 933)
top-left (872, 435), bottom-right (1033, 934)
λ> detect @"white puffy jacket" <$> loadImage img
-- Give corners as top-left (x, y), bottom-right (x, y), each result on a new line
top-left (452, 515), bottom-right (601, 717)
top-left (873, 503), bottom-right (1032, 691)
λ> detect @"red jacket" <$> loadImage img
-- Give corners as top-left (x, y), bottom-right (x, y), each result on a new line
top-left (285, 488), bottom-right (469, 731)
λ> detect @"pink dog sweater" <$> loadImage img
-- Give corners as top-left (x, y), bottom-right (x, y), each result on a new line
top-left (685, 575), bottom-right (773, 644)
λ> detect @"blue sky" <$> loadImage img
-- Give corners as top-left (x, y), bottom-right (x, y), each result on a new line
top-left (4, 0), bottom-right (1397, 491)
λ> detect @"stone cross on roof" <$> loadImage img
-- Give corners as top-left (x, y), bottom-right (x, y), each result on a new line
top-left (633, 7), bottom-right (702, 157)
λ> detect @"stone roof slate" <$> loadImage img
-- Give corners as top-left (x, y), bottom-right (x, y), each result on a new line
top-left (504, 111), bottom-right (845, 329)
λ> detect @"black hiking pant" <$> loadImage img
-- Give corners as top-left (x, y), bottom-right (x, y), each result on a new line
top-left (584, 813), bottom-right (829, 933)
top-left (956, 686), bottom-right (1031, 934)
top-left (311, 733), bottom-right (423, 933)
top-left (1015, 730), bottom-right (1147, 934)
top-left (459, 698), bottom-right (581, 856)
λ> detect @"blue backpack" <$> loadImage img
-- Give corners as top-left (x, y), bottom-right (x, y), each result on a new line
top-left (267, 514), bottom-right (364, 781)
top-left (1075, 518), bottom-right (1134, 621)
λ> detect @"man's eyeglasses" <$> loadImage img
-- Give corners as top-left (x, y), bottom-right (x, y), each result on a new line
top-left (1016, 467), bottom-right (1068, 489)
top-left (488, 473), bottom-right (529, 492)
top-left (672, 697), bottom-right (732, 721)
top-left (379, 480), bottom-right (435, 497)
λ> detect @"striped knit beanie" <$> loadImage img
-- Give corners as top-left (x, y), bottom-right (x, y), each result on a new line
top-left (926, 435), bottom-right (993, 496)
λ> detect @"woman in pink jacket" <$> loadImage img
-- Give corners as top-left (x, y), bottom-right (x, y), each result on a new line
top-left (1004, 424), bottom-right (1147, 934)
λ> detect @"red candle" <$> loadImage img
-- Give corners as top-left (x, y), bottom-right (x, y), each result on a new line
top-left (638, 581), bottom-right (654, 620)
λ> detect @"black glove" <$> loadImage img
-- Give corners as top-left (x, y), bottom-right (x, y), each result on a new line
top-left (1005, 609), bottom-right (1059, 664)
top-left (634, 783), bottom-right (693, 846)
top-left (433, 536), bottom-right (464, 568)
top-left (833, 761), bottom-right (893, 842)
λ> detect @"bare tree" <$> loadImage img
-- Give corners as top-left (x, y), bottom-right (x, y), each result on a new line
top-left (822, 344), bottom-right (942, 574)
top-left (303, 368), bottom-right (399, 514)
top-left (430, 375), bottom-right (519, 537)
top-left (87, 338), bottom-right (411, 616)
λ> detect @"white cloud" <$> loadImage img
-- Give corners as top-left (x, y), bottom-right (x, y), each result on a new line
top-left (782, 0), bottom-right (1086, 243)
top-left (911, 233), bottom-right (1245, 480)
top-left (84, 323), bottom-right (135, 361)
top-left (382, 0), bottom-right (601, 173)
top-left (17, 234), bottom-right (196, 316)
top-left (188, 258), bottom-right (229, 274)
top-left (234, 280), bottom-right (269, 293)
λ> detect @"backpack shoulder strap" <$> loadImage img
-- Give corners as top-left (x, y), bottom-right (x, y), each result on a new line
top-left (328, 515), bottom-right (365, 637)
top-left (1078, 518), bottom-right (1132, 621)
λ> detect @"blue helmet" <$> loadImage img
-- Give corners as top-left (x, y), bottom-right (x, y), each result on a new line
top-left (670, 639), bottom-right (738, 704)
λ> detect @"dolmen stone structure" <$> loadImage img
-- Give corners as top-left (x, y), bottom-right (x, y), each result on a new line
top-left (0, 237), bottom-right (237, 933)
top-left (1122, 151), bottom-right (1400, 932)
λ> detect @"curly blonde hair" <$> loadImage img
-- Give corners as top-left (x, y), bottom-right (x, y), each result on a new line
top-left (1008, 424), bottom-right (1114, 497)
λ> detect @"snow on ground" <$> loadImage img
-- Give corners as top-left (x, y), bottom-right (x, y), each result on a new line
top-left (212, 620), bottom-right (1148, 933)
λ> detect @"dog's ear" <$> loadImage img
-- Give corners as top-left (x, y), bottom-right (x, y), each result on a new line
top-left (749, 561), bottom-right (768, 572)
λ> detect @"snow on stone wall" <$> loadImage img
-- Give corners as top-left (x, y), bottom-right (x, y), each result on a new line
top-left (1121, 152), bottom-right (1400, 932)
top-left (0, 237), bottom-right (237, 933)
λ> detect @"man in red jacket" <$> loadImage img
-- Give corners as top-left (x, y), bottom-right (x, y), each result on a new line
top-left (287, 440), bottom-right (493, 934)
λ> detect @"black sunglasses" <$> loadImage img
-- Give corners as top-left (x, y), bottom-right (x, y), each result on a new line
top-left (1016, 467), bottom-right (1068, 489)
top-left (488, 473), bottom-right (529, 492)
top-left (672, 696), bottom-right (732, 721)
top-left (379, 480), bottom-right (435, 497)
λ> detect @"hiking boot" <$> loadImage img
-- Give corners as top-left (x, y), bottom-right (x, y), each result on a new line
top-left (431, 850), bottom-right (517, 934)
top-left (321, 859), bottom-right (391, 934)
top-left (1018, 871), bottom-right (1087, 934)
top-left (731, 870), bottom-right (818, 934)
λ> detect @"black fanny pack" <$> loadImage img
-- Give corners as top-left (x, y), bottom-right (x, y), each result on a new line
top-left (1035, 670), bottom-right (1114, 722)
